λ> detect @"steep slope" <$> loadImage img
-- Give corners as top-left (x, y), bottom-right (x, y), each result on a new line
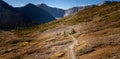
top-left (27, 2), bottom-right (120, 59)
top-left (37, 3), bottom-right (65, 19)
top-left (16, 3), bottom-right (55, 24)
top-left (64, 7), bottom-right (83, 17)
top-left (99, 0), bottom-right (119, 6)
top-left (37, 3), bottom-right (96, 18)
top-left (0, 0), bottom-right (38, 29)
top-left (64, 5), bottom-right (96, 16)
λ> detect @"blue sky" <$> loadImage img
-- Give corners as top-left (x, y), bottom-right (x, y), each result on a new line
top-left (4, 0), bottom-right (119, 9)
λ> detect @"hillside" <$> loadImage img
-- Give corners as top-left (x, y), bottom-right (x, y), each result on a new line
top-left (0, 0), bottom-right (38, 29)
top-left (0, 1), bottom-right (120, 59)
top-left (37, 3), bottom-right (91, 19)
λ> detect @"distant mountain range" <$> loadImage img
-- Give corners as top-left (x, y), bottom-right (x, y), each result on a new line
top-left (0, 0), bottom-right (120, 59)
top-left (0, 0), bottom-right (38, 29)
top-left (64, 5), bottom-right (97, 17)
top-left (0, 0), bottom-right (55, 29)
top-left (0, 0), bottom-right (119, 29)
top-left (39, 0), bottom-right (120, 18)
top-left (37, 0), bottom-right (120, 18)
top-left (16, 3), bottom-right (55, 23)
top-left (37, 4), bottom-right (96, 18)
top-left (37, 3), bottom-right (65, 19)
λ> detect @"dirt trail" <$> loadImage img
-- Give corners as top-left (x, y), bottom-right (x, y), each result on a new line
top-left (69, 35), bottom-right (78, 59)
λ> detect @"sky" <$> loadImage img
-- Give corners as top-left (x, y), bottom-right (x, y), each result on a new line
top-left (4, 0), bottom-right (120, 9)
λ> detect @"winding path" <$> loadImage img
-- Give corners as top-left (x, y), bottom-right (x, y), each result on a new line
top-left (69, 35), bottom-right (78, 59)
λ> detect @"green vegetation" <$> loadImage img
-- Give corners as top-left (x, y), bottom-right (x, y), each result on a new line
top-left (12, 2), bottom-right (120, 36)
top-left (69, 28), bottom-right (76, 35)
top-left (38, 2), bottom-right (120, 32)
top-left (63, 31), bottom-right (67, 37)
top-left (79, 49), bottom-right (83, 53)
top-left (1, 2), bottom-right (120, 59)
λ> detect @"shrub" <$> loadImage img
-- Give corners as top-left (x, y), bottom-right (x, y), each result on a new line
top-left (69, 28), bottom-right (76, 35)
top-left (63, 31), bottom-right (67, 37)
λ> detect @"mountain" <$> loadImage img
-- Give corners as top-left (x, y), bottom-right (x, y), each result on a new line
top-left (64, 1), bottom-right (119, 17)
top-left (98, 0), bottom-right (119, 6)
top-left (37, 3), bottom-right (96, 18)
top-left (0, 1), bottom-right (120, 59)
top-left (0, 0), bottom-right (118, 30)
top-left (16, 3), bottom-right (55, 24)
top-left (64, 7), bottom-right (84, 16)
top-left (64, 5), bottom-right (96, 16)
top-left (37, 1), bottom-right (120, 18)
top-left (37, 3), bottom-right (65, 19)
top-left (0, 0), bottom-right (38, 29)
top-left (33, 2), bottom-right (120, 59)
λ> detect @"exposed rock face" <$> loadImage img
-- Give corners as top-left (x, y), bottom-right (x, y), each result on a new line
top-left (64, 7), bottom-right (84, 16)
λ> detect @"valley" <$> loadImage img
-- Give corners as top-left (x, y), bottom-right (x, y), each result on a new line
top-left (0, 0), bottom-right (120, 59)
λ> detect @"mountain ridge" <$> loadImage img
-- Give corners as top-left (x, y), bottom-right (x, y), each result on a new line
top-left (16, 3), bottom-right (55, 24)
top-left (98, 0), bottom-right (120, 6)
top-left (37, 3), bottom-right (65, 19)
top-left (0, 1), bottom-right (120, 59)
top-left (0, 0), bottom-right (38, 29)
top-left (37, 0), bottom-right (120, 18)
top-left (0, 0), bottom-right (119, 30)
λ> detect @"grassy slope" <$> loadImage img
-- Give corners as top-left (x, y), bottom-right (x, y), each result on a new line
top-left (0, 2), bottom-right (120, 59)
top-left (13, 2), bottom-right (120, 35)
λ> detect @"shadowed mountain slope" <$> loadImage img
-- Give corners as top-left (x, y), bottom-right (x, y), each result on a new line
top-left (0, 0), bottom-right (38, 29)
top-left (16, 3), bottom-right (55, 24)
top-left (37, 3), bottom-right (65, 19)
